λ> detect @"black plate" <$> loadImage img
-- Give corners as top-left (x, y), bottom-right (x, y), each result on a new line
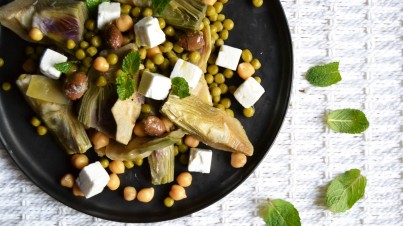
top-left (0, 0), bottom-right (292, 223)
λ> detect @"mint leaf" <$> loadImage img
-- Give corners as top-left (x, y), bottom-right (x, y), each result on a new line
top-left (116, 71), bottom-right (135, 100)
top-left (326, 169), bottom-right (367, 213)
top-left (122, 51), bottom-right (141, 75)
top-left (152, 0), bottom-right (172, 15)
top-left (171, 77), bottom-right (190, 99)
top-left (326, 109), bottom-right (369, 134)
top-left (259, 199), bottom-right (301, 226)
top-left (54, 61), bottom-right (79, 74)
top-left (306, 62), bottom-right (341, 87)
top-left (86, 0), bottom-right (110, 11)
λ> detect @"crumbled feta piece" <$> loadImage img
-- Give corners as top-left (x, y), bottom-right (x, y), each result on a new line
top-left (76, 161), bottom-right (110, 198)
top-left (215, 45), bottom-right (242, 70)
top-left (138, 71), bottom-right (171, 100)
top-left (170, 59), bottom-right (202, 89)
top-left (39, 49), bottom-right (68, 79)
top-left (97, 2), bottom-right (121, 29)
top-left (234, 77), bottom-right (265, 108)
top-left (134, 17), bottom-right (166, 48)
top-left (188, 148), bottom-right (213, 174)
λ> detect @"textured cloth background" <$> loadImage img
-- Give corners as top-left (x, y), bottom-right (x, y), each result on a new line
top-left (0, 0), bottom-right (402, 225)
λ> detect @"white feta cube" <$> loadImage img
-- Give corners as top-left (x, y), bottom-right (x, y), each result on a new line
top-left (170, 59), bottom-right (202, 89)
top-left (76, 161), bottom-right (110, 198)
top-left (97, 2), bottom-right (121, 29)
top-left (234, 77), bottom-right (265, 108)
top-left (138, 71), bottom-right (171, 100)
top-left (39, 49), bottom-right (68, 79)
top-left (134, 17), bottom-right (166, 48)
top-left (215, 45), bottom-right (242, 70)
top-left (188, 148), bottom-right (213, 174)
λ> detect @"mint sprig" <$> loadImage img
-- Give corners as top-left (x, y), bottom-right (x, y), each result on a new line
top-left (259, 199), bottom-right (301, 226)
top-left (306, 62), bottom-right (341, 87)
top-left (326, 169), bottom-right (367, 213)
top-left (116, 51), bottom-right (140, 100)
top-left (326, 109), bottom-right (369, 134)
top-left (86, 0), bottom-right (110, 12)
top-left (54, 61), bottom-right (79, 74)
top-left (171, 77), bottom-right (190, 99)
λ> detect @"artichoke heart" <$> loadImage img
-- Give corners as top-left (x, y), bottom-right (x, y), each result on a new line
top-left (148, 145), bottom-right (175, 185)
top-left (161, 95), bottom-right (254, 156)
top-left (16, 75), bottom-right (92, 154)
top-left (0, 0), bottom-right (88, 45)
top-left (105, 129), bottom-right (186, 161)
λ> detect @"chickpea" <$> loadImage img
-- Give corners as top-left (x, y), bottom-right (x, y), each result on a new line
top-left (161, 115), bottom-right (174, 132)
top-left (29, 28), bottom-right (44, 41)
top-left (137, 187), bottom-right (154, 203)
top-left (123, 186), bottom-right (137, 201)
top-left (60, 173), bottom-right (75, 188)
top-left (184, 135), bottom-right (199, 148)
top-left (176, 172), bottom-right (192, 187)
top-left (133, 123), bottom-right (147, 137)
top-left (169, 185), bottom-right (187, 201)
top-left (115, 15), bottom-right (134, 32)
top-left (72, 183), bottom-right (84, 196)
top-left (237, 62), bottom-right (255, 80)
top-left (107, 173), bottom-right (120, 190)
top-left (91, 131), bottom-right (110, 149)
top-left (231, 152), bottom-right (247, 168)
top-left (109, 160), bottom-right (125, 174)
top-left (93, 56), bottom-right (110, 72)
top-left (71, 154), bottom-right (89, 170)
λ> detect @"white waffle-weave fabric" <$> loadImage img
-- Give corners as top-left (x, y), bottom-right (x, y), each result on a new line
top-left (0, 0), bottom-right (402, 225)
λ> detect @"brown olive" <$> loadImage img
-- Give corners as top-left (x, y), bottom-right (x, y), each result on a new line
top-left (64, 72), bottom-right (88, 100)
top-left (104, 23), bottom-right (123, 50)
top-left (177, 31), bottom-right (205, 51)
top-left (143, 116), bottom-right (166, 136)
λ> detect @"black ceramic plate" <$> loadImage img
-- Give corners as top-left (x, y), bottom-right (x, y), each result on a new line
top-left (0, 0), bottom-right (292, 223)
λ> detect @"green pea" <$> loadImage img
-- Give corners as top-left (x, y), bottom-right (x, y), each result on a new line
top-left (229, 85), bottom-right (237, 94)
top-left (220, 98), bottom-right (231, 108)
top-left (107, 53), bottom-right (119, 65)
top-left (86, 46), bottom-right (98, 57)
top-left (83, 57), bottom-right (93, 68)
top-left (142, 7), bottom-right (153, 17)
top-left (153, 53), bottom-right (165, 65)
top-left (252, 0), bottom-right (264, 8)
top-left (219, 0), bottom-right (229, 3)
top-left (254, 76), bottom-right (262, 83)
top-left (181, 52), bottom-right (189, 61)
top-left (215, 38), bottom-right (224, 47)
top-left (85, 19), bottom-right (95, 31)
top-left (75, 49), bottom-right (86, 60)
top-left (161, 41), bottom-right (173, 53)
top-left (198, 22), bottom-right (204, 31)
top-left (223, 19), bottom-right (234, 31)
top-left (223, 69), bottom-right (234, 79)
top-left (214, 2), bottom-right (224, 13)
top-left (202, 17), bottom-right (210, 26)
top-left (205, 74), bottom-right (214, 84)
top-left (243, 107), bottom-right (255, 118)
top-left (213, 21), bottom-right (223, 32)
top-left (212, 32), bottom-right (219, 41)
top-left (99, 157), bottom-right (109, 168)
top-left (179, 154), bottom-right (189, 165)
top-left (131, 7), bottom-right (141, 17)
top-left (159, 59), bottom-right (170, 71)
top-left (66, 39), bottom-right (76, 50)
top-left (124, 160), bottom-right (134, 169)
top-left (189, 51), bottom-right (201, 64)
top-left (134, 158), bottom-right (143, 166)
top-left (164, 26), bottom-right (175, 37)
top-left (220, 29), bottom-right (229, 40)
top-left (121, 4), bottom-right (132, 14)
top-left (145, 59), bottom-right (155, 69)
top-left (158, 18), bottom-right (166, 29)
top-left (207, 65), bottom-right (219, 75)
top-left (212, 95), bottom-right (221, 103)
top-left (242, 49), bottom-right (253, 62)
top-left (90, 36), bottom-right (102, 48)
top-left (219, 83), bottom-right (228, 94)
top-left (251, 58), bottom-right (262, 70)
top-left (164, 197), bottom-right (174, 207)
top-left (210, 24), bottom-right (218, 34)
top-left (214, 73), bottom-right (225, 84)
top-left (209, 83), bottom-right (218, 89)
top-left (31, 117), bottom-right (41, 127)
top-left (85, 31), bottom-right (95, 41)
top-left (208, 54), bottom-right (217, 64)
top-left (211, 86), bottom-right (221, 97)
top-left (96, 76), bottom-right (108, 87)
top-left (141, 104), bottom-right (152, 113)
top-left (80, 41), bottom-right (89, 49)
top-left (217, 14), bottom-right (225, 22)
top-left (174, 146), bottom-right (179, 156)
top-left (173, 44), bottom-right (184, 53)
top-left (206, 6), bottom-right (216, 17)
top-left (178, 144), bottom-right (188, 153)
top-left (209, 14), bottom-right (218, 22)
top-left (139, 48), bottom-right (147, 60)
top-left (225, 109), bottom-right (234, 117)
top-left (215, 104), bottom-right (225, 111)
top-left (37, 125), bottom-right (48, 136)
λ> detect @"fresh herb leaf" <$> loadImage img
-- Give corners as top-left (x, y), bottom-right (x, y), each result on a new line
top-left (171, 77), bottom-right (190, 99)
top-left (122, 51), bottom-right (141, 75)
top-left (306, 62), bottom-right (342, 87)
top-left (86, 0), bottom-right (110, 12)
top-left (54, 61), bottom-right (79, 74)
top-left (259, 199), bottom-right (301, 226)
top-left (152, 0), bottom-right (172, 15)
top-left (326, 169), bottom-right (367, 213)
top-left (116, 71), bottom-right (135, 100)
top-left (326, 109), bottom-right (369, 134)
